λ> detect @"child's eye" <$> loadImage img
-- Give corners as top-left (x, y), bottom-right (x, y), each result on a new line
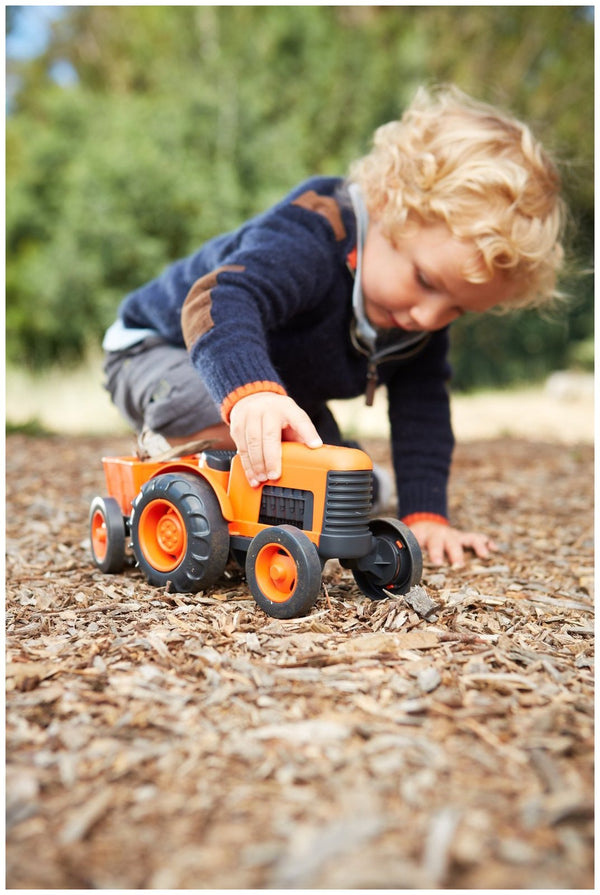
top-left (415, 267), bottom-right (434, 291)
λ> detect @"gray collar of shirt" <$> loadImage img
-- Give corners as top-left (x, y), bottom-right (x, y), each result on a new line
top-left (347, 183), bottom-right (428, 361)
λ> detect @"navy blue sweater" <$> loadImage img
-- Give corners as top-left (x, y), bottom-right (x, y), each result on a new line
top-left (117, 176), bottom-right (454, 519)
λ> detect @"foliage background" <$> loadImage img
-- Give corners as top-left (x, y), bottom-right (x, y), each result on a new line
top-left (6, 5), bottom-right (594, 390)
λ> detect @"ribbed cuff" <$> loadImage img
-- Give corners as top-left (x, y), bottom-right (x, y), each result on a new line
top-left (221, 380), bottom-right (288, 423)
top-left (401, 512), bottom-right (449, 527)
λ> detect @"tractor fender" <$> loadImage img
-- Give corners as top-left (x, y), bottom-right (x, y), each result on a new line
top-left (146, 461), bottom-right (235, 522)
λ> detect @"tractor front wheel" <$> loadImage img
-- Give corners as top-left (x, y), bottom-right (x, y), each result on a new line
top-left (352, 518), bottom-right (422, 600)
top-left (246, 525), bottom-right (322, 619)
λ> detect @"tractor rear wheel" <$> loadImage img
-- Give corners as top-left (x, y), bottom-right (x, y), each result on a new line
top-left (89, 496), bottom-right (126, 574)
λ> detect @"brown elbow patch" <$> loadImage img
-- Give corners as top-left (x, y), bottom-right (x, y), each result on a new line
top-left (291, 191), bottom-right (346, 241)
top-left (181, 264), bottom-right (245, 349)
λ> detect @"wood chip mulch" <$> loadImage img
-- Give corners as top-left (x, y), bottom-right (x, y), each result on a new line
top-left (5, 433), bottom-right (594, 889)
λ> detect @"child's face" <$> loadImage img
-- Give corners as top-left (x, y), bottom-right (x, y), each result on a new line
top-left (361, 220), bottom-right (515, 332)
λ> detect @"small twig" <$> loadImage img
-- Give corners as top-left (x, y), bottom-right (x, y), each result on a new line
top-left (20, 605), bottom-right (114, 617)
top-left (438, 632), bottom-right (499, 644)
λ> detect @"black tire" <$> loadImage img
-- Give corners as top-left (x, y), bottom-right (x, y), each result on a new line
top-left (89, 496), bottom-right (126, 574)
top-left (352, 517), bottom-right (423, 600)
top-left (130, 473), bottom-right (229, 593)
top-left (246, 524), bottom-right (322, 619)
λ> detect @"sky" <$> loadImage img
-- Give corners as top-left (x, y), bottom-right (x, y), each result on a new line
top-left (6, 5), bottom-right (65, 60)
top-left (6, 5), bottom-right (79, 92)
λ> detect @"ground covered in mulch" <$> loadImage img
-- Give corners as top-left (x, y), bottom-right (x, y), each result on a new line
top-left (5, 433), bottom-right (594, 889)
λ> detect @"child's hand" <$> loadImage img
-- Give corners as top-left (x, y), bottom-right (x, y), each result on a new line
top-left (229, 392), bottom-right (323, 487)
top-left (408, 519), bottom-right (497, 568)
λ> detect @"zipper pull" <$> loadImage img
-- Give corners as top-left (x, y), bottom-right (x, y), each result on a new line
top-left (366, 362), bottom-right (377, 406)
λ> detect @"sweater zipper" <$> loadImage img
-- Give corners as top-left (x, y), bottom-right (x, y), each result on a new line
top-left (350, 320), bottom-right (431, 407)
top-left (366, 361), bottom-right (378, 406)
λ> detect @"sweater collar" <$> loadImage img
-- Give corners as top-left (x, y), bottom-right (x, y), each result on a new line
top-left (347, 183), bottom-right (379, 352)
top-left (347, 183), bottom-right (430, 365)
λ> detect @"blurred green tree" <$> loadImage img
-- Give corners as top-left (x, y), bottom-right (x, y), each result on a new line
top-left (6, 5), bottom-right (593, 385)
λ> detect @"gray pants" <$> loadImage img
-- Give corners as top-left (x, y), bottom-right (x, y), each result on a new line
top-left (103, 337), bottom-right (345, 443)
top-left (103, 339), bottom-right (222, 438)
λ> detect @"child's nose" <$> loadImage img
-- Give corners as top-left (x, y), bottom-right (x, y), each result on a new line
top-left (409, 302), bottom-right (443, 330)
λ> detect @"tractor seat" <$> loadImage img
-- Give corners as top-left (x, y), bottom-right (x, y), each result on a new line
top-left (203, 449), bottom-right (237, 471)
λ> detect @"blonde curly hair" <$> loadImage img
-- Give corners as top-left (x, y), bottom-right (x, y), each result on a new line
top-left (349, 85), bottom-right (566, 307)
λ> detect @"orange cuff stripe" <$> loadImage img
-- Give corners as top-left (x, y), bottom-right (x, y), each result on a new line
top-left (221, 381), bottom-right (288, 423)
top-left (401, 512), bottom-right (449, 527)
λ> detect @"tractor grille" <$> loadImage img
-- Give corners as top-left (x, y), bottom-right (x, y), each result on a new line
top-left (323, 469), bottom-right (373, 532)
top-left (320, 469), bottom-right (373, 558)
top-left (259, 486), bottom-right (313, 529)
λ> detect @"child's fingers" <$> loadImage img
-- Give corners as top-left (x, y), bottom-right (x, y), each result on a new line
top-left (260, 417), bottom-right (288, 481)
top-left (237, 416), bottom-right (273, 486)
top-left (461, 531), bottom-right (497, 560)
top-left (410, 521), bottom-right (497, 567)
top-left (282, 414), bottom-right (323, 451)
top-left (444, 532), bottom-right (496, 566)
top-left (429, 528), bottom-right (464, 567)
top-left (229, 393), bottom-right (322, 487)
top-left (259, 407), bottom-right (322, 481)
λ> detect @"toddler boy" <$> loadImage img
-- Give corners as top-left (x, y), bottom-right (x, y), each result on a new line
top-left (103, 85), bottom-right (564, 566)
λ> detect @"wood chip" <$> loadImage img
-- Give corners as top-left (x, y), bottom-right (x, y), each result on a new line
top-left (58, 789), bottom-right (114, 845)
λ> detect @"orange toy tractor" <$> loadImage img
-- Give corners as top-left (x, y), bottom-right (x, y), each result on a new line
top-left (89, 442), bottom-right (422, 619)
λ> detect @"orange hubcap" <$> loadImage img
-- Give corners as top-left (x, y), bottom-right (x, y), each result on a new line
top-left (139, 499), bottom-right (187, 572)
top-left (255, 544), bottom-right (297, 603)
top-left (91, 510), bottom-right (108, 561)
